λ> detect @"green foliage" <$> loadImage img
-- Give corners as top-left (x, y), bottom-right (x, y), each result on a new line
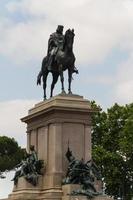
top-left (0, 136), bottom-right (24, 175)
top-left (91, 102), bottom-right (133, 200)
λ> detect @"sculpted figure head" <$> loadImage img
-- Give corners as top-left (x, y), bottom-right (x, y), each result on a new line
top-left (56, 25), bottom-right (64, 34)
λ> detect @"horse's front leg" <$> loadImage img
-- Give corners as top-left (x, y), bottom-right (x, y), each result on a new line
top-left (59, 65), bottom-right (66, 94)
top-left (50, 73), bottom-right (59, 98)
top-left (68, 70), bottom-right (72, 94)
top-left (43, 71), bottom-right (48, 100)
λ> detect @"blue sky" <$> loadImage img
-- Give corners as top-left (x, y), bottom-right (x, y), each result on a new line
top-left (0, 0), bottom-right (133, 198)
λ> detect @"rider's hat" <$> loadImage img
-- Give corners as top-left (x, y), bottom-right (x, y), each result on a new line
top-left (57, 25), bottom-right (64, 31)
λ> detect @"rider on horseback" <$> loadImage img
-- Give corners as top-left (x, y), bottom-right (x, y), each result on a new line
top-left (47, 25), bottom-right (78, 73)
top-left (47, 25), bottom-right (64, 71)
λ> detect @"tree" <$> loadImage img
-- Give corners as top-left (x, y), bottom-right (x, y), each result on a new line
top-left (0, 136), bottom-right (24, 178)
top-left (91, 102), bottom-right (133, 200)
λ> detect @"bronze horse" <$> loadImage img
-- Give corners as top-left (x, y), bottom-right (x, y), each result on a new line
top-left (37, 29), bottom-right (78, 99)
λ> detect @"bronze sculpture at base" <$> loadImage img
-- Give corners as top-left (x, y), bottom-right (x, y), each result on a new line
top-left (62, 184), bottom-right (112, 200)
top-left (11, 145), bottom-right (44, 186)
top-left (63, 147), bottom-right (102, 199)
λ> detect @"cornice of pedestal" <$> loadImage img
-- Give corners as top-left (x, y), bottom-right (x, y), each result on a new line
top-left (21, 94), bottom-right (95, 124)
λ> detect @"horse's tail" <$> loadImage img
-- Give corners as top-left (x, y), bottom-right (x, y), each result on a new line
top-left (37, 56), bottom-right (48, 85)
top-left (37, 71), bottom-right (42, 85)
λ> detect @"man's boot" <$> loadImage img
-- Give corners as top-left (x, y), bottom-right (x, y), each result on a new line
top-left (47, 56), bottom-right (53, 71)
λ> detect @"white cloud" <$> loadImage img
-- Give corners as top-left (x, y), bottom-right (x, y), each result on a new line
top-left (1, 1), bottom-right (133, 197)
top-left (0, 0), bottom-right (133, 104)
top-left (115, 80), bottom-right (133, 103)
top-left (0, 0), bottom-right (133, 66)
top-left (0, 0), bottom-right (133, 106)
top-left (0, 99), bottom-right (37, 147)
top-left (0, 99), bottom-right (39, 198)
top-left (113, 54), bottom-right (133, 104)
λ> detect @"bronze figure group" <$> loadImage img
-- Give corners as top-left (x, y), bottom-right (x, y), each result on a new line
top-left (11, 145), bottom-right (44, 186)
top-left (63, 147), bottom-right (102, 198)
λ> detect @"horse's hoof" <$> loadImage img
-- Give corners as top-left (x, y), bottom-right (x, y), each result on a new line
top-left (61, 90), bottom-right (66, 94)
top-left (68, 91), bottom-right (72, 94)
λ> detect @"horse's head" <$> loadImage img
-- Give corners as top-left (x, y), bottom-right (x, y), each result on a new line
top-left (64, 29), bottom-right (75, 51)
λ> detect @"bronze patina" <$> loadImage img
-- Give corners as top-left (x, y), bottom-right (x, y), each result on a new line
top-left (11, 145), bottom-right (44, 186)
top-left (63, 147), bottom-right (102, 198)
top-left (37, 25), bottom-right (78, 99)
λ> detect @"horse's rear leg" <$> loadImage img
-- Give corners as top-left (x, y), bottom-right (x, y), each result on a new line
top-left (43, 71), bottom-right (48, 100)
top-left (50, 73), bottom-right (59, 98)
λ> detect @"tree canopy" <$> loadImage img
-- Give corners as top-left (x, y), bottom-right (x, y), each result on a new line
top-left (91, 102), bottom-right (133, 200)
top-left (0, 136), bottom-right (24, 178)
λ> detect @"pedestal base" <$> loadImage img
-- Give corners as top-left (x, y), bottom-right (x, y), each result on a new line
top-left (9, 177), bottom-right (42, 200)
top-left (62, 196), bottom-right (113, 200)
top-left (62, 185), bottom-right (113, 200)
top-left (8, 177), bottom-right (62, 200)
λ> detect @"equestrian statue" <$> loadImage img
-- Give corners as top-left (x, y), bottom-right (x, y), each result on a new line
top-left (37, 25), bottom-right (78, 99)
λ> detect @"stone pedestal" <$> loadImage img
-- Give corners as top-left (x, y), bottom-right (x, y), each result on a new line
top-left (62, 185), bottom-right (113, 200)
top-left (7, 94), bottom-right (97, 200)
top-left (24, 94), bottom-right (93, 190)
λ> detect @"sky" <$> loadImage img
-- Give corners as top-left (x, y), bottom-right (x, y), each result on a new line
top-left (0, 0), bottom-right (133, 198)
